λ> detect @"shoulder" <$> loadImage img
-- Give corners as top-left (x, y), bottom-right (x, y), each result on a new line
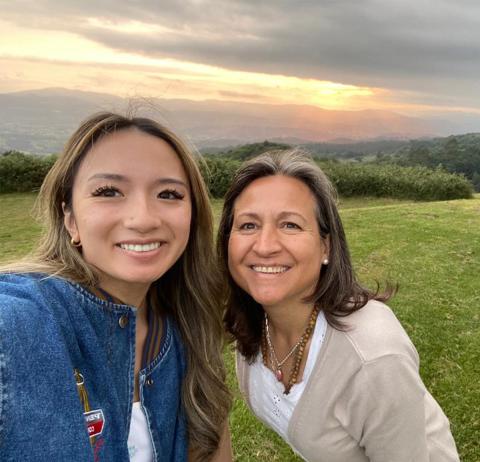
top-left (0, 272), bottom-right (71, 305)
top-left (0, 273), bottom-right (46, 317)
top-left (0, 272), bottom-right (43, 294)
top-left (337, 299), bottom-right (418, 364)
top-left (0, 271), bottom-right (68, 294)
top-left (0, 273), bottom-right (78, 334)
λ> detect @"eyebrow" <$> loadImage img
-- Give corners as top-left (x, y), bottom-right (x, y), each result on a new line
top-left (88, 173), bottom-right (126, 182)
top-left (235, 212), bottom-right (260, 220)
top-left (87, 173), bottom-right (188, 188)
top-left (235, 211), bottom-right (307, 221)
top-left (278, 211), bottom-right (307, 220)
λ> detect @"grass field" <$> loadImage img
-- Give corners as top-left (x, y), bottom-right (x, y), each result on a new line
top-left (1, 193), bottom-right (479, 461)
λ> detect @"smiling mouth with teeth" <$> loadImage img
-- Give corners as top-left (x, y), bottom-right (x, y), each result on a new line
top-left (118, 242), bottom-right (162, 252)
top-left (251, 265), bottom-right (289, 274)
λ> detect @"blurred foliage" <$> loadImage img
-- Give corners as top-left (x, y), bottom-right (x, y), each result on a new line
top-left (0, 151), bottom-right (57, 193)
top-left (319, 161), bottom-right (473, 201)
top-left (1, 147), bottom-right (473, 200)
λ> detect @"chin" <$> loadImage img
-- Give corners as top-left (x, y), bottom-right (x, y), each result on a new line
top-left (250, 292), bottom-right (285, 308)
top-left (118, 272), bottom-right (163, 285)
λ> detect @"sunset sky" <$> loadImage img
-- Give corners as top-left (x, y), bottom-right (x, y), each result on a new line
top-left (1, 0), bottom-right (479, 120)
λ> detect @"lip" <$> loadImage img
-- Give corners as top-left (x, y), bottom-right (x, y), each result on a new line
top-left (117, 239), bottom-right (166, 245)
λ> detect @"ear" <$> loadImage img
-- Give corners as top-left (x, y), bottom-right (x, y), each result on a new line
top-left (62, 201), bottom-right (80, 242)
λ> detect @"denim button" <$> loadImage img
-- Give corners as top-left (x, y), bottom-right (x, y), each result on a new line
top-left (146, 377), bottom-right (154, 386)
top-left (118, 315), bottom-right (129, 328)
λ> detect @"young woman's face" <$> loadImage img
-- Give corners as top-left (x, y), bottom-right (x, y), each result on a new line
top-left (64, 128), bottom-right (192, 299)
top-left (228, 175), bottom-right (328, 310)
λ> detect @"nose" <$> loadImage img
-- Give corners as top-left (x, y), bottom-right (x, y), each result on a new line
top-left (124, 195), bottom-right (161, 233)
top-left (252, 225), bottom-right (282, 256)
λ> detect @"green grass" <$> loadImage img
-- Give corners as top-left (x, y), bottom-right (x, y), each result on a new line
top-left (341, 198), bottom-right (480, 460)
top-left (0, 193), bottom-right (42, 262)
top-left (1, 194), bottom-right (479, 461)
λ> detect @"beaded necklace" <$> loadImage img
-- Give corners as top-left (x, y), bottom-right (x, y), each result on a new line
top-left (261, 305), bottom-right (321, 395)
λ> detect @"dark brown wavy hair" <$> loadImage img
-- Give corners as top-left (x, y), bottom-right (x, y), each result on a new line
top-left (217, 149), bottom-right (393, 362)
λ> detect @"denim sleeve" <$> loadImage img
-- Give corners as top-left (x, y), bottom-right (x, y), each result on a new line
top-left (0, 285), bottom-right (37, 454)
top-left (0, 306), bottom-right (6, 449)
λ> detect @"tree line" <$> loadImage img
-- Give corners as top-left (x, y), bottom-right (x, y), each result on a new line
top-left (1, 145), bottom-right (474, 201)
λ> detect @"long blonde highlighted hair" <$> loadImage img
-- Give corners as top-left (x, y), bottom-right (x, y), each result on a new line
top-left (3, 112), bottom-right (230, 459)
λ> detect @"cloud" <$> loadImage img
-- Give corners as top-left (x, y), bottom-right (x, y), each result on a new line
top-left (2, 0), bottom-right (480, 107)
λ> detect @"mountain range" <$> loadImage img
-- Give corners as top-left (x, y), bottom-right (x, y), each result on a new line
top-left (0, 88), bottom-right (468, 154)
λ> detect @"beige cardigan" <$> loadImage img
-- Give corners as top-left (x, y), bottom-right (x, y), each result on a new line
top-left (236, 300), bottom-right (459, 462)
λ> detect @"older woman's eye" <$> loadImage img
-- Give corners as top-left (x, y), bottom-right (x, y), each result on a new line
top-left (282, 222), bottom-right (301, 230)
top-left (239, 222), bottom-right (257, 230)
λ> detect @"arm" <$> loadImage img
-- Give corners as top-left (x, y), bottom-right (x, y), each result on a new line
top-left (358, 355), bottom-right (429, 462)
top-left (189, 422), bottom-right (233, 462)
top-left (341, 354), bottom-right (458, 462)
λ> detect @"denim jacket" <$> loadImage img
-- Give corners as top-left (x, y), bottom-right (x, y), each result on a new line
top-left (0, 273), bottom-right (188, 462)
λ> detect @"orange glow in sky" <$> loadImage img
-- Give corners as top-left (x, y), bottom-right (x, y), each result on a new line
top-left (0, 19), bottom-right (389, 111)
top-left (2, 17), bottom-right (477, 117)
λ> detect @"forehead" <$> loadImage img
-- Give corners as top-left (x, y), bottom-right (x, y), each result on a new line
top-left (76, 128), bottom-right (188, 182)
top-left (233, 175), bottom-right (317, 216)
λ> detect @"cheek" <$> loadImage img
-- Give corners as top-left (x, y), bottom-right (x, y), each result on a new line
top-left (227, 236), bottom-right (247, 280)
top-left (171, 207), bottom-right (192, 246)
top-left (73, 208), bottom-right (103, 237)
top-left (227, 255), bottom-right (246, 291)
top-left (227, 255), bottom-right (237, 281)
top-left (305, 244), bottom-right (324, 276)
top-left (227, 236), bottom-right (240, 267)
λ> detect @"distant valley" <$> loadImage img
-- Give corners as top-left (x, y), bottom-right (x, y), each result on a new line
top-left (0, 87), bottom-right (470, 155)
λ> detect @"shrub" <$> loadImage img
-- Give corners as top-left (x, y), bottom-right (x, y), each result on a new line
top-left (0, 151), bottom-right (57, 194)
top-left (197, 156), bottom-right (241, 198)
top-left (218, 140), bottom-right (290, 161)
top-left (0, 151), bottom-right (474, 201)
top-left (319, 161), bottom-right (474, 201)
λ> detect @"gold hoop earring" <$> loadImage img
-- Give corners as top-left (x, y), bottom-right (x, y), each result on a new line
top-left (71, 237), bottom-right (82, 248)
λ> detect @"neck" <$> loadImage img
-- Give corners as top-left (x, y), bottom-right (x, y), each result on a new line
top-left (96, 284), bottom-right (149, 328)
top-left (263, 302), bottom-right (316, 344)
top-left (97, 281), bottom-right (150, 311)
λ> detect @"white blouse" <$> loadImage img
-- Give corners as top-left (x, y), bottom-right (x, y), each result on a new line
top-left (127, 402), bottom-right (154, 462)
top-left (249, 311), bottom-right (327, 447)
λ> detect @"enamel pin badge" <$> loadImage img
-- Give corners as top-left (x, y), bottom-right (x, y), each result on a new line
top-left (84, 409), bottom-right (106, 438)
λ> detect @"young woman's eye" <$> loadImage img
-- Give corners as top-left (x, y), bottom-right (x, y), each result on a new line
top-left (92, 186), bottom-right (121, 197)
top-left (158, 189), bottom-right (185, 200)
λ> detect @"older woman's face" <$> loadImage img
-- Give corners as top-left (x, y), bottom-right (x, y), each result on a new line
top-left (228, 175), bottom-right (328, 310)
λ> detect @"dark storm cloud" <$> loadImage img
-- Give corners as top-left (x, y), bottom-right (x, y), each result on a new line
top-left (3, 0), bottom-right (480, 105)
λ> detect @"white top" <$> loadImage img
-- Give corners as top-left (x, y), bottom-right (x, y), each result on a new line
top-left (128, 402), bottom-right (154, 462)
top-left (249, 311), bottom-right (327, 446)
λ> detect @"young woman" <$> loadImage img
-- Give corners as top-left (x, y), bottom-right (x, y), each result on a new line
top-left (217, 150), bottom-right (459, 462)
top-left (0, 112), bottom-right (231, 461)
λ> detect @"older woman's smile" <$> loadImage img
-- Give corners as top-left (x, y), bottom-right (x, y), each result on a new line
top-left (251, 265), bottom-right (289, 274)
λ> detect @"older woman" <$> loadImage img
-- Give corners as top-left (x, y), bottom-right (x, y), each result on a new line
top-left (0, 112), bottom-right (231, 461)
top-left (217, 150), bottom-right (459, 462)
